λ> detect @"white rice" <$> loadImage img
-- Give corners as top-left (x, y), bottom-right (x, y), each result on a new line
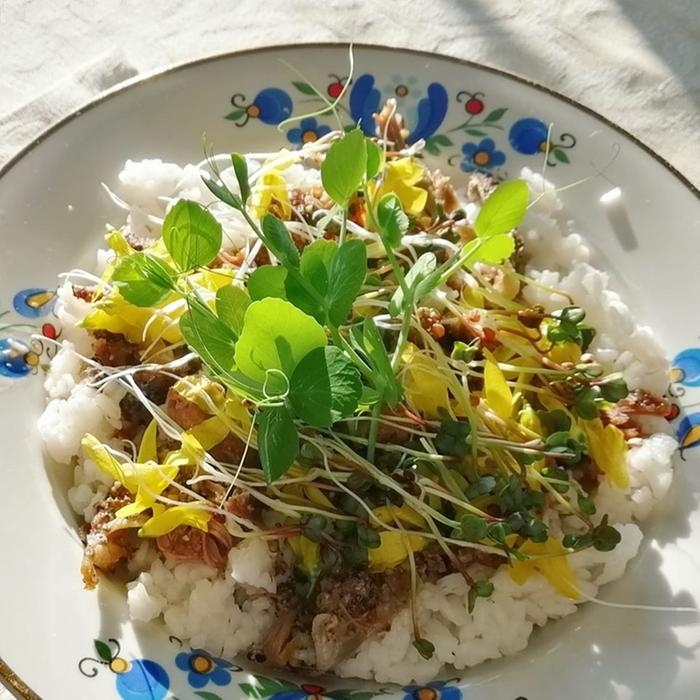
top-left (38, 160), bottom-right (677, 683)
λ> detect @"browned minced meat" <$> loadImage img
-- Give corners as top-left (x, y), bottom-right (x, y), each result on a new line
top-left (166, 387), bottom-right (253, 464)
top-left (92, 330), bottom-right (140, 367)
top-left (81, 483), bottom-right (143, 589)
top-left (603, 389), bottom-right (671, 438)
top-left (156, 515), bottom-right (233, 569)
top-left (414, 543), bottom-right (503, 583)
top-left (72, 285), bottom-right (95, 303)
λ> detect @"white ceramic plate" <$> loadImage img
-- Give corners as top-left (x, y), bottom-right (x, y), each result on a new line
top-left (1, 44), bottom-right (699, 700)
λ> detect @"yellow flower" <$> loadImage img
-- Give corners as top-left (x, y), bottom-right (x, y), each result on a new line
top-left (402, 344), bottom-right (451, 418)
top-left (371, 157), bottom-right (427, 216)
top-left (510, 537), bottom-right (580, 599)
top-left (288, 535), bottom-right (321, 576)
top-left (250, 169), bottom-right (291, 219)
top-left (368, 531), bottom-right (427, 571)
top-left (139, 503), bottom-right (211, 538)
top-left (483, 350), bottom-right (514, 420)
top-left (583, 419), bottom-right (629, 489)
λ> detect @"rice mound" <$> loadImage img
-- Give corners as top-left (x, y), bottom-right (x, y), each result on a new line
top-left (38, 162), bottom-right (677, 684)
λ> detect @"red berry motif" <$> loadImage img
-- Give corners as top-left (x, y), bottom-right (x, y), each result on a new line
top-left (327, 82), bottom-right (343, 98)
top-left (466, 98), bottom-right (484, 115)
top-left (42, 323), bottom-right (57, 340)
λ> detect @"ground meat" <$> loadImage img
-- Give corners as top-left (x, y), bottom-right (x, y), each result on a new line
top-left (156, 516), bottom-right (233, 569)
top-left (80, 483), bottom-right (141, 589)
top-left (118, 393), bottom-right (152, 440)
top-left (603, 389), bottom-right (671, 438)
top-left (166, 386), bottom-right (253, 465)
top-left (72, 285), bottom-right (94, 303)
top-left (92, 330), bottom-right (140, 367)
top-left (466, 172), bottom-right (499, 204)
top-left (226, 491), bottom-right (259, 520)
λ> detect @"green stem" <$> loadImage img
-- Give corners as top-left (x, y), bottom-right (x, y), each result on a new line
top-left (329, 325), bottom-right (374, 383)
top-left (366, 400), bottom-right (383, 463)
top-left (338, 208), bottom-right (348, 246)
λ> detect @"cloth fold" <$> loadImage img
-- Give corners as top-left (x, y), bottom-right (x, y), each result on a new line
top-left (0, 49), bottom-right (138, 168)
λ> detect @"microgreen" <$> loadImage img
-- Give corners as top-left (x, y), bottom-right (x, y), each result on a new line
top-left (460, 514), bottom-right (488, 542)
top-left (257, 405), bottom-right (299, 482)
top-left (413, 638), bottom-right (436, 660)
top-left (162, 200), bottom-right (223, 271)
top-left (365, 139), bottom-right (383, 179)
top-left (468, 579), bottom-right (495, 613)
top-left (326, 240), bottom-right (368, 325)
top-left (321, 128), bottom-right (367, 206)
top-left (547, 306), bottom-right (595, 351)
top-left (215, 285), bottom-right (250, 337)
top-left (260, 214), bottom-right (300, 268)
top-left (474, 179), bottom-right (528, 239)
top-left (112, 253), bottom-right (176, 307)
top-left (230, 153), bottom-right (251, 203)
top-left (376, 193), bottom-right (409, 248)
top-left (435, 417), bottom-right (472, 457)
top-left (247, 265), bottom-right (288, 301)
top-left (389, 252), bottom-right (436, 317)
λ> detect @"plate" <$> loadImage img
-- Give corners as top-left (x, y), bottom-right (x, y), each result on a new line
top-left (1, 44), bottom-right (699, 700)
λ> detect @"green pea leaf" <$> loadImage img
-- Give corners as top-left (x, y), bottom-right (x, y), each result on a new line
top-left (260, 214), bottom-right (300, 268)
top-left (248, 265), bottom-right (288, 301)
top-left (366, 139), bottom-right (383, 179)
top-left (202, 175), bottom-right (243, 210)
top-left (355, 317), bottom-right (402, 405)
top-left (162, 200), bottom-right (223, 271)
top-left (231, 153), bottom-right (250, 203)
top-left (376, 193), bottom-right (409, 248)
top-left (460, 514), bottom-right (488, 542)
top-left (327, 239), bottom-right (367, 326)
top-left (321, 128), bottom-right (367, 206)
top-left (389, 252), bottom-right (436, 316)
top-left (574, 385), bottom-right (601, 420)
top-left (285, 239), bottom-right (337, 320)
top-left (289, 346), bottom-right (361, 426)
top-left (215, 285), bottom-right (250, 337)
top-left (463, 233), bottom-right (515, 266)
top-left (474, 179), bottom-right (528, 239)
top-left (180, 298), bottom-right (237, 374)
top-left (257, 405), bottom-right (299, 483)
top-left (234, 298), bottom-right (327, 383)
top-left (112, 252), bottom-right (176, 307)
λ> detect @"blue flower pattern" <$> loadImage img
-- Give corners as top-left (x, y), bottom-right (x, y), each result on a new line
top-left (403, 681), bottom-right (463, 700)
top-left (175, 648), bottom-right (233, 689)
top-left (460, 137), bottom-right (506, 172)
top-left (287, 117), bottom-right (332, 146)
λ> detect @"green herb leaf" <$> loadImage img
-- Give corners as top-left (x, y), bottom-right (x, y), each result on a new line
top-left (112, 253), bottom-right (176, 307)
top-left (321, 128), bottom-right (367, 206)
top-left (257, 405), bottom-right (299, 482)
top-left (285, 239), bottom-right (337, 321)
top-left (412, 638), bottom-right (435, 660)
top-left (574, 385), bottom-right (601, 420)
top-left (389, 252), bottom-right (436, 317)
top-left (248, 265), bottom-right (288, 301)
top-left (215, 285), bottom-right (250, 337)
top-left (592, 517), bottom-right (622, 552)
top-left (463, 233), bottom-right (515, 266)
top-left (474, 179), bottom-right (528, 239)
top-left (202, 175), bottom-right (243, 210)
top-left (327, 239), bottom-right (367, 326)
top-left (599, 376), bottom-right (629, 403)
top-left (180, 298), bottom-right (237, 374)
top-left (365, 139), bottom-right (383, 179)
top-left (460, 514), bottom-right (488, 542)
top-left (289, 347), bottom-right (333, 427)
top-left (468, 579), bottom-right (495, 613)
top-left (231, 153), bottom-right (250, 203)
top-left (563, 532), bottom-right (593, 550)
top-left (325, 346), bottom-right (363, 420)
top-left (235, 298), bottom-right (327, 383)
top-left (537, 409), bottom-right (571, 434)
top-left (358, 317), bottom-right (402, 405)
top-left (376, 193), bottom-right (409, 248)
top-left (435, 417), bottom-right (472, 456)
top-left (578, 493), bottom-right (597, 515)
top-left (162, 200), bottom-right (223, 271)
top-left (260, 214), bottom-right (300, 269)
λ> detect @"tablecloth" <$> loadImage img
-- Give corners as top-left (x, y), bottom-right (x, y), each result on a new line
top-left (0, 0), bottom-right (698, 696)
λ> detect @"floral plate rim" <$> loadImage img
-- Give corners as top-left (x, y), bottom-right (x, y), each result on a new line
top-left (1, 41), bottom-right (698, 700)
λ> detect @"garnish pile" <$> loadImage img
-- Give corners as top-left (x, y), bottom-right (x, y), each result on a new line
top-left (74, 124), bottom-right (647, 669)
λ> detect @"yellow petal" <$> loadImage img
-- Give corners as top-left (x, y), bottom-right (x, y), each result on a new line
top-left (548, 342), bottom-right (582, 365)
top-left (82, 434), bottom-right (129, 489)
top-left (164, 432), bottom-right (206, 467)
top-left (368, 531), bottom-right (427, 571)
top-left (288, 535), bottom-right (321, 576)
top-left (137, 419), bottom-right (159, 463)
top-left (583, 419), bottom-right (629, 489)
top-left (510, 538), bottom-right (580, 599)
top-left (105, 228), bottom-right (132, 257)
top-left (250, 170), bottom-right (291, 219)
top-left (139, 504), bottom-right (211, 538)
top-left (373, 504), bottom-right (425, 528)
top-left (402, 344), bottom-right (451, 418)
top-left (172, 376), bottom-right (226, 414)
top-left (185, 416), bottom-right (230, 451)
top-left (304, 485), bottom-right (334, 509)
top-left (483, 351), bottom-right (513, 420)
